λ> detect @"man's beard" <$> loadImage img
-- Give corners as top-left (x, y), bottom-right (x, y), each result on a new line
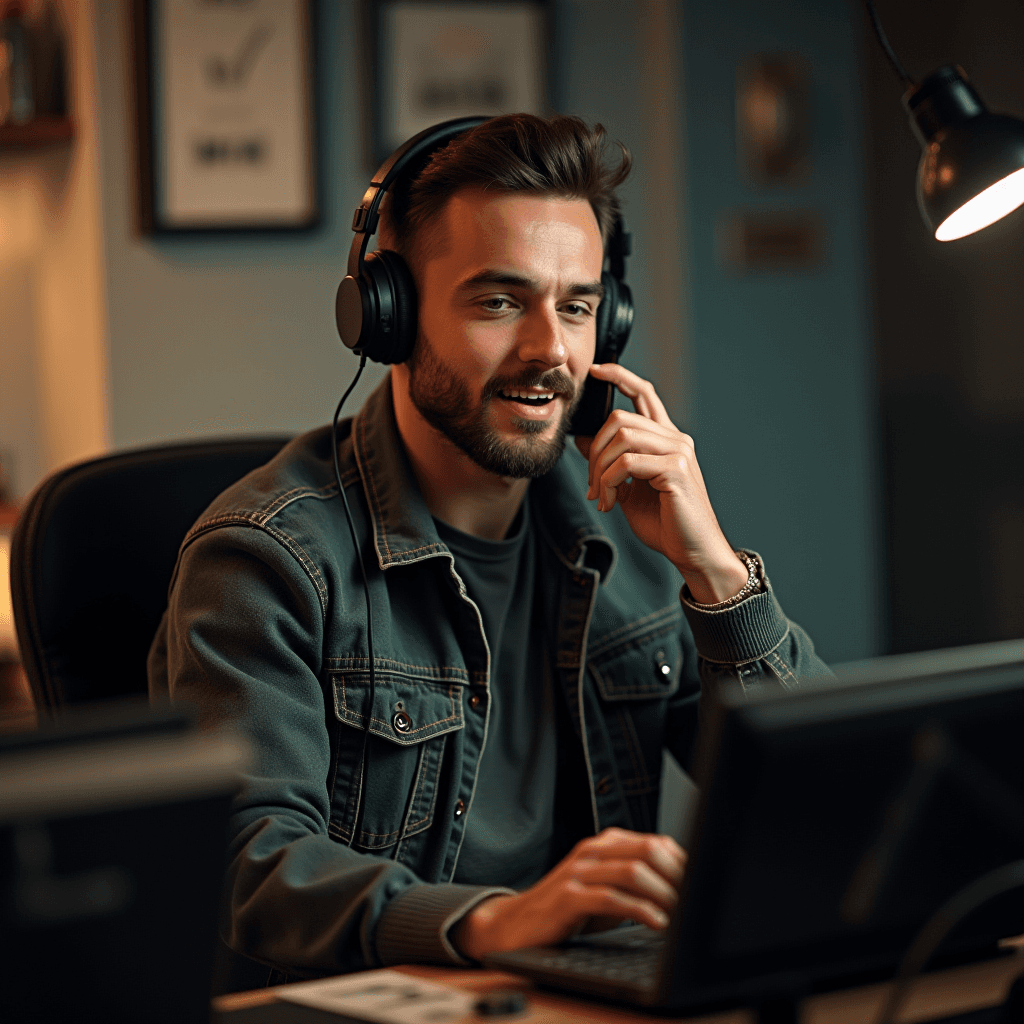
top-left (407, 334), bottom-right (582, 479)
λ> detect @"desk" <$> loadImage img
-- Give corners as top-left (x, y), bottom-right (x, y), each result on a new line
top-left (213, 950), bottom-right (1024, 1024)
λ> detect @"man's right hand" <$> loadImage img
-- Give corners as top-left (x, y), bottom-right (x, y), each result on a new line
top-left (453, 828), bottom-right (686, 960)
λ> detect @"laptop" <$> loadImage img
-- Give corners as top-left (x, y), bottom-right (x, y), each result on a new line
top-left (0, 700), bottom-right (249, 1024)
top-left (485, 639), bottom-right (1024, 1013)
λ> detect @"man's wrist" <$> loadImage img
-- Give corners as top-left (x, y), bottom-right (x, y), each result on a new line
top-left (680, 550), bottom-right (751, 605)
top-left (451, 893), bottom-right (516, 962)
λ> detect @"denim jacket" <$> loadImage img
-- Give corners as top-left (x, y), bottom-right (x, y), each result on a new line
top-left (148, 379), bottom-right (830, 976)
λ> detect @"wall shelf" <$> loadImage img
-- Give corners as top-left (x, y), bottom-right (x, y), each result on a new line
top-left (0, 116), bottom-right (75, 148)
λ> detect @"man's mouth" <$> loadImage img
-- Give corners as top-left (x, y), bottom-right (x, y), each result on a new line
top-left (496, 388), bottom-right (557, 406)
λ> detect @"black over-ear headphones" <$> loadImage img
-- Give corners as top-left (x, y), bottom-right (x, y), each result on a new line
top-left (335, 116), bottom-right (634, 371)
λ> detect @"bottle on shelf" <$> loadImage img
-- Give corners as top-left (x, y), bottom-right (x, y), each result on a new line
top-left (32, 1), bottom-right (68, 117)
top-left (0, 37), bottom-right (10, 124)
top-left (0, 1), bottom-right (34, 125)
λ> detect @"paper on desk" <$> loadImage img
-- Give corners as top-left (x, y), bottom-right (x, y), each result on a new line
top-left (277, 969), bottom-right (477, 1023)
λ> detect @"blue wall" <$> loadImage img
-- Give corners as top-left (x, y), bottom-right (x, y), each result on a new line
top-left (677, 0), bottom-right (880, 662)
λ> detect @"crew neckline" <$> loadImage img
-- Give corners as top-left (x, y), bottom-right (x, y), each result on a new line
top-left (433, 500), bottom-right (530, 561)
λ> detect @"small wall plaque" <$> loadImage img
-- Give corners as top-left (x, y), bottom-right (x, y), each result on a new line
top-left (737, 55), bottom-right (811, 185)
top-left (719, 211), bottom-right (824, 271)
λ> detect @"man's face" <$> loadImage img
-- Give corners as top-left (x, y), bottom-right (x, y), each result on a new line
top-left (406, 190), bottom-right (605, 478)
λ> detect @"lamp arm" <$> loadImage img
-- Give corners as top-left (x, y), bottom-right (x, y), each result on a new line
top-left (864, 0), bottom-right (917, 87)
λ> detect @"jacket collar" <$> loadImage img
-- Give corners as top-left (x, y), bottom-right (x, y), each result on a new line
top-left (353, 376), bottom-right (617, 582)
top-left (530, 450), bottom-right (617, 583)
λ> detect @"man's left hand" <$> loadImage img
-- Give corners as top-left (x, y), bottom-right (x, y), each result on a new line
top-left (574, 363), bottom-right (748, 605)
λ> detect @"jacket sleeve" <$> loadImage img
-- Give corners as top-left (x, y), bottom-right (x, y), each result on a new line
top-left (147, 524), bottom-right (510, 976)
top-left (665, 551), bottom-right (833, 770)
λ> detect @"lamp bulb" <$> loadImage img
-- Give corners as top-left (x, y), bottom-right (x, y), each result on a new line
top-left (934, 165), bottom-right (1024, 240)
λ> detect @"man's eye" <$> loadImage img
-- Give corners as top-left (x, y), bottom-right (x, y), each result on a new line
top-left (481, 297), bottom-right (512, 311)
top-left (562, 302), bottom-right (592, 317)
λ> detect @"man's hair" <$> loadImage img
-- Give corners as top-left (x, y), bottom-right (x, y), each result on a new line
top-left (377, 113), bottom-right (631, 266)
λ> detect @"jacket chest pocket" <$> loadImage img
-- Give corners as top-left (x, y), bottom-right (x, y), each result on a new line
top-left (589, 632), bottom-right (683, 702)
top-left (328, 671), bottom-right (465, 852)
top-left (587, 632), bottom-right (684, 800)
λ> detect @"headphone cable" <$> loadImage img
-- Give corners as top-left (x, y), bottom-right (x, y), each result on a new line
top-left (331, 356), bottom-right (377, 847)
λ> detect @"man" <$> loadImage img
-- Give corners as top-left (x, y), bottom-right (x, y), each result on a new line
top-left (149, 114), bottom-right (830, 977)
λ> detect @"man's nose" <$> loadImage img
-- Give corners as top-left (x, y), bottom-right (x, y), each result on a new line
top-left (516, 305), bottom-right (568, 367)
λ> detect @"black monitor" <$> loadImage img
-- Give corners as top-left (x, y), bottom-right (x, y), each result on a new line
top-left (662, 639), bottom-right (1024, 1009)
top-left (0, 701), bottom-right (248, 1024)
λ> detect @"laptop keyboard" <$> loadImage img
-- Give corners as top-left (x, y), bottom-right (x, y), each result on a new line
top-left (527, 928), bottom-right (666, 985)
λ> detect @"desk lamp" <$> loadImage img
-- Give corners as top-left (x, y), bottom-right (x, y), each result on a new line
top-left (865, 0), bottom-right (1024, 240)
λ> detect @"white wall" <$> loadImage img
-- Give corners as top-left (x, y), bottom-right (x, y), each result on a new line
top-left (93, 2), bottom-right (388, 450)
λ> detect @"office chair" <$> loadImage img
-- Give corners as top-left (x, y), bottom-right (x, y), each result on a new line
top-left (10, 437), bottom-right (292, 714)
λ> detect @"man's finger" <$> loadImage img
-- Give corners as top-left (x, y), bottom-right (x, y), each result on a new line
top-left (598, 452), bottom-right (671, 496)
top-left (585, 410), bottom-right (676, 495)
top-left (562, 879), bottom-right (671, 931)
top-left (587, 426), bottom-right (680, 500)
top-left (588, 363), bottom-right (673, 427)
top-left (570, 858), bottom-right (680, 910)
top-left (575, 831), bottom-right (687, 886)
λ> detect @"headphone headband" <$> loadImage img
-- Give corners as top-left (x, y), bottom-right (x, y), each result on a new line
top-left (606, 215), bottom-right (631, 281)
top-left (346, 117), bottom-right (488, 278)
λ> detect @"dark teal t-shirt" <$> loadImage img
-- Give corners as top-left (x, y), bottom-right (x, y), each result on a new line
top-left (435, 501), bottom-right (559, 890)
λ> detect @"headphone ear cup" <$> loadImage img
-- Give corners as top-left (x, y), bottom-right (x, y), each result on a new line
top-left (611, 277), bottom-right (634, 357)
top-left (375, 250), bottom-right (418, 365)
top-left (351, 250), bottom-right (417, 364)
top-left (596, 270), bottom-right (634, 364)
top-left (595, 271), bottom-right (618, 362)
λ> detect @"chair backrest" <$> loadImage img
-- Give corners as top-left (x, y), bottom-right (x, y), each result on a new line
top-left (10, 437), bottom-right (291, 713)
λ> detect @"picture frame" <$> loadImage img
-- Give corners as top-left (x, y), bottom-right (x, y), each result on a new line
top-left (132, 0), bottom-right (319, 235)
top-left (364, 0), bottom-right (552, 168)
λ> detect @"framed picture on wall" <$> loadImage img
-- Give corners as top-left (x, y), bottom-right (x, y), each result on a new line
top-left (365, 0), bottom-right (552, 167)
top-left (132, 0), bottom-right (319, 234)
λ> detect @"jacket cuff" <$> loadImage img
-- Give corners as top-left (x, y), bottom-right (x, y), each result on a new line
top-left (681, 555), bottom-right (790, 665)
top-left (374, 883), bottom-right (515, 967)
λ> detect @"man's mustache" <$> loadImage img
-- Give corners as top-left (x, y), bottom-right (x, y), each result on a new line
top-left (483, 370), bottom-right (577, 401)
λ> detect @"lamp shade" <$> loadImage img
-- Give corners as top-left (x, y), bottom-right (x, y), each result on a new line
top-left (904, 66), bottom-right (1024, 240)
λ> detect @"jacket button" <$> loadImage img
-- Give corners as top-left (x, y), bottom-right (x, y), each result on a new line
top-left (654, 649), bottom-right (672, 678)
top-left (454, 799), bottom-right (465, 819)
top-left (468, 694), bottom-right (484, 711)
top-left (595, 776), bottom-right (612, 795)
top-left (392, 711), bottom-right (412, 733)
